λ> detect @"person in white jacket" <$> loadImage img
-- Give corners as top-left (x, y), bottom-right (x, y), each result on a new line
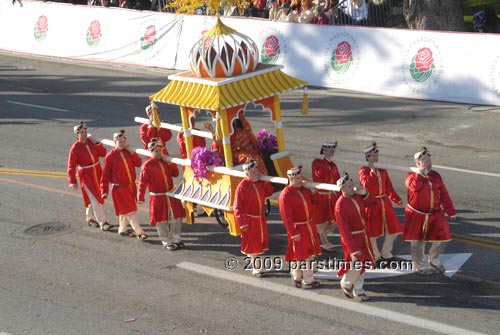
top-left (278, 2), bottom-right (296, 22)
top-left (268, 0), bottom-right (281, 21)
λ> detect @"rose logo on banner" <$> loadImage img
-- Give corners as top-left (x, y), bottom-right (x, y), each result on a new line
top-left (323, 31), bottom-right (360, 86)
top-left (410, 47), bottom-right (435, 82)
top-left (34, 15), bottom-right (48, 41)
top-left (260, 35), bottom-right (281, 64)
top-left (140, 25), bottom-right (157, 50)
top-left (331, 41), bottom-right (353, 74)
top-left (490, 55), bottom-right (500, 98)
top-left (86, 20), bottom-right (102, 47)
top-left (401, 38), bottom-right (443, 95)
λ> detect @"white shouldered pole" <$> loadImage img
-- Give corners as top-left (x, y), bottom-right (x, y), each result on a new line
top-left (99, 139), bottom-right (340, 192)
top-left (134, 117), bottom-right (213, 139)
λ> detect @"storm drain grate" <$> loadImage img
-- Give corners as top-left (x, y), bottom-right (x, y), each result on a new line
top-left (24, 222), bottom-right (68, 236)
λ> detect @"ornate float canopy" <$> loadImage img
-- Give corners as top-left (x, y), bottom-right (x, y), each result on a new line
top-left (189, 18), bottom-right (259, 78)
top-left (150, 18), bottom-right (307, 111)
top-left (150, 64), bottom-right (306, 111)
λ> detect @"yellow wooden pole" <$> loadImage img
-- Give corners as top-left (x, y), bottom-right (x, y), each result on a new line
top-left (180, 106), bottom-right (193, 157)
top-left (273, 95), bottom-right (285, 152)
top-left (218, 110), bottom-right (233, 168)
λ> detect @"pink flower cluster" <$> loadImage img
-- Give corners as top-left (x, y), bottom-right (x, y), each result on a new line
top-left (256, 129), bottom-right (278, 152)
top-left (190, 147), bottom-right (223, 181)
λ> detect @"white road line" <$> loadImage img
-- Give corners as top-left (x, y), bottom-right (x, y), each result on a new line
top-left (432, 165), bottom-right (500, 178)
top-left (6, 100), bottom-right (70, 112)
top-left (177, 261), bottom-right (484, 335)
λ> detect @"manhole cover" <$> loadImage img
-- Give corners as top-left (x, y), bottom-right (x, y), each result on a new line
top-left (24, 222), bottom-right (68, 236)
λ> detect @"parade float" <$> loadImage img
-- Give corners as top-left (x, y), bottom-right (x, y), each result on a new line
top-left (145, 18), bottom-right (309, 236)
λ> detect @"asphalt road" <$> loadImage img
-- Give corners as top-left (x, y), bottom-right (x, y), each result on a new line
top-left (0, 52), bottom-right (499, 335)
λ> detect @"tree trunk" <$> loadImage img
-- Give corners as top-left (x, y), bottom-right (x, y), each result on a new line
top-left (403, 0), bottom-right (465, 31)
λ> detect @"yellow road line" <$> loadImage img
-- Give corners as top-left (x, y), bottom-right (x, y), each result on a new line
top-left (0, 171), bottom-right (67, 179)
top-left (452, 232), bottom-right (500, 246)
top-left (452, 236), bottom-right (500, 250)
top-left (0, 168), bottom-right (67, 177)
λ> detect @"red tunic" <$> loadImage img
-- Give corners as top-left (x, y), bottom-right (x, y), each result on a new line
top-left (334, 194), bottom-right (377, 276)
top-left (403, 171), bottom-right (456, 242)
top-left (67, 141), bottom-right (106, 207)
top-left (140, 124), bottom-right (172, 155)
top-left (138, 158), bottom-right (185, 225)
top-left (176, 131), bottom-right (207, 159)
top-left (100, 149), bottom-right (142, 216)
top-left (311, 158), bottom-right (340, 224)
top-left (358, 167), bottom-right (402, 237)
top-left (234, 179), bottom-right (274, 255)
top-left (279, 186), bottom-right (321, 261)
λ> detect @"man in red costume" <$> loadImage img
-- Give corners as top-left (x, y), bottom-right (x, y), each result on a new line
top-left (311, 141), bottom-right (340, 253)
top-left (404, 147), bottom-right (457, 275)
top-left (279, 167), bottom-right (321, 289)
top-left (335, 172), bottom-right (376, 302)
top-left (140, 102), bottom-right (172, 155)
top-left (234, 159), bottom-right (274, 277)
top-left (138, 139), bottom-right (185, 250)
top-left (67, 121), bottom-right (112, 231)
top-left (177, 117), bottom-right (207, 159)
top-left (358, 143), bottom-right (403, 265)
top-left (101, 130), bottom-right (147, 241)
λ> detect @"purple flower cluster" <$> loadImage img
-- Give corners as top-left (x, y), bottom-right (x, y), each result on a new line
top-left (256, 129), bottom-right (278, 152)
top-left (190, 146), bottom-right (223, 181)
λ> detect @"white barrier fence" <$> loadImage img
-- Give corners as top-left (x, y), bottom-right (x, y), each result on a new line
top-left (1, 1), bottom-right (499, 106)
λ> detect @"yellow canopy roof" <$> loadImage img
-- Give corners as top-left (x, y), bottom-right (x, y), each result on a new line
top-left (150, 64), bottom-right (307, 111)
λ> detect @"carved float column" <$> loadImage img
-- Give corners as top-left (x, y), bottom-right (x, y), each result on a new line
top-left (273, 95), bottom-right (285, 152)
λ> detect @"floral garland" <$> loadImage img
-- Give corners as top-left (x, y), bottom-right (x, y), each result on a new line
top-left (256, 129), bottom-right (278, 153)
top-left (190, 147), bottom-right (223, 181)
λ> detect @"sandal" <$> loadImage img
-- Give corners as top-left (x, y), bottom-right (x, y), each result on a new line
top-left (293, 280), bottom-right (302, 289)
top-left (253, 272), bottom-right (266, 278)
top-left (101, 222), bottom-right (112, 231)
top-left (415, 268), bottom-right (437, 276)
top-left (340, 284), bottom-right (354, 299)
top-left (87, 219), bottom-right (99, 228)
top-left (356, 293), bottom-right (370, 302)
top-left (321, 244), bottom-right (335, 253)
top-left (307, 281), bottom-right (321, 289)
top-left (166, 244), bottom-right (179, 251)
top-left (429, 262), bottom-right (446, 274)
top-left (137, 234), bottom-right (148, 241)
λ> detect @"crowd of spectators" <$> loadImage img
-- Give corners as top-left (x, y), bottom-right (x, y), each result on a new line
top-left (34, 0), bottom-right (404, 28)
top-left (221, 0), bottom-right (401, 27)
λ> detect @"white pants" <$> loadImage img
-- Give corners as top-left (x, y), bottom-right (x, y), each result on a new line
top-left (341, 267), bottom-right (365, 296)
top-left (370, 233), bottom-right (398, 260)
top-left (410, 241), bottom-right (447, 271)
top-left (156, 219), bottom-right (182, 246)
top-left (118, 212), bottom-right (144, 235)
top-left (248, 254), bottom-right (262, 275)
top-left (318, 222), bottom-right (335, 248)
top-left (341, 255), bottom-right (365, 296)
top-left (291, 257), bottom-right (315, 285)
top-left (84, 185), bottom-right (106, 227)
